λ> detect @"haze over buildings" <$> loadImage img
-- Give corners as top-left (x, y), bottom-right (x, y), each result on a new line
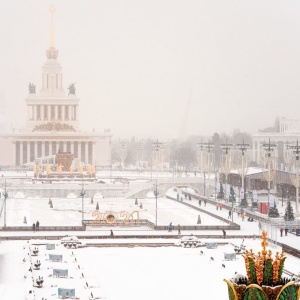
top-left (1, 1), bottom-right (300, 139)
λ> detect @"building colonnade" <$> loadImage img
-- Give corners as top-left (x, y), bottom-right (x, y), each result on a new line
top-left (15, 140), bottom-right (96, 166)
top-left (28, 104), bottom-right (77, 122)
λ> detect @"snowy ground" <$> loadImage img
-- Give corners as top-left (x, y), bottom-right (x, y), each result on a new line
top-left (1, 174), bottom-right (300, 300)
top-left (4, 192), bottom-right (227, 227)
top-left (0, 236), bottom-right (299, 300)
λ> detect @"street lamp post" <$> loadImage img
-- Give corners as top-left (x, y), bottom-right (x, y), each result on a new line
top-left (204, 142), bottom-right (214, 198)
top-left (288, 140), bottom-right (300, 213)
top-left (0, 180), bottom-right (9, 228)
top-left (119, 140), bottom-right (127, 171)
top-left (79, 180), bottom-right (86, 225)
top-left (138, 140), bottom-right (144, 176)
top-left (3, 180), bottom-right (8, 227)
top-left (152, 140), bottom-right (164, 226)
top-left (152, 140), bottom-right (164, 179)
top-left (221, 141), bottom-right (233, 202)
top-left (154, 179), bottom-right (158, 226)
top-left (262, 138), bottom-right (277, 215)
top-left (237, 140), bottom-right (250, 206)
top-left (214, 170), bottom-right (218, 202)
top-left (197, 141), bottom-right (204, 195)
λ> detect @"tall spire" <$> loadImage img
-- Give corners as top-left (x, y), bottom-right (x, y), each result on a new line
top-left (49, 4), bottom-right (55, 47)
top-left (46, 4), bottom-right (58, 59)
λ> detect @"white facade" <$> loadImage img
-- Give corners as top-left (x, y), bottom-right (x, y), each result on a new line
top-left (252, 118), bottom-right (300, 164)
top-left (0, 8), bottom-right (111, 168)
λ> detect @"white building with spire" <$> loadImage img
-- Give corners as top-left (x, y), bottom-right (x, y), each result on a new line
top-left (0, 5), bottom-right (112, 168)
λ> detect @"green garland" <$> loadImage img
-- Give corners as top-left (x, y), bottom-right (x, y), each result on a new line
top-left (248, 258), bottom-right (257, 284)
top-left (277, 257), bottom-right (286, 283)
top-left (263, 259), bottom-right (273, 286)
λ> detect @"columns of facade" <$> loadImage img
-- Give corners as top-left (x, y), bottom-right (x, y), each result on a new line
top-left (62, 106), bottom-right (65, 121)
top-left (41, 105), bottom-right (44, 121)
top-left (47, 105), bottom-right (50, 120)
top-left (20, 142), bottom-right (23, 165)
top-left (27, 142), bottom-right (30, 163)
top-left (78, 142), bottom-right (81, 163)
top-left (12, 142), bottom-right (16, 166)
top-left (34, 142), bottom-right (38, 160)
top-left (85, 142), bottom-right (88, 164)
top-left (71, 141), bottom-right (74, 155)
top-left (50, 141), bottom-right (54, 156)
top-left (92, 142), bottom-right (96, 165)
top-left (63, 141), bottom-right (67, 152)
top-left (68, 106), bottom-right (71, 121)
top-left (42, 142), bottom-right (45, 158)
top-left (55, 105), bottom-right (58, 121)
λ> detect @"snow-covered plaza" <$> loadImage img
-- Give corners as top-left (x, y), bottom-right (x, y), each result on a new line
top-left (1, 174), bottom-right (300, 300)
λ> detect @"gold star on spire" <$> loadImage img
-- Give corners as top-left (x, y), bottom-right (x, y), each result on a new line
top-left (49, 4), bottom-right (56, 48)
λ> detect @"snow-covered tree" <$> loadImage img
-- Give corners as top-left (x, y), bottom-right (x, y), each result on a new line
top-left (268, 203), bottom-right (279, 218)
top-left (284, 201), bottom-right (295, 221)
top-left (217, 182), bottom-right (224, 200)
top-left (229, 186), bottom-right (235, 202)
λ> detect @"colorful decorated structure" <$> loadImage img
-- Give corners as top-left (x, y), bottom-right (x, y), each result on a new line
top-left (224, 230), bottom-right (300, 300)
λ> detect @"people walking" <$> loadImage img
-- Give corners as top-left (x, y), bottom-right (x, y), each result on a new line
top-left (198, 199), bottom-right (201, 206)
top-left (32, 223), bottom-right (36, 232)
top-left (168, 222), bottom-right (173, 232)
top-left (285, 227), bottom-right (288, 236)
top-left (280, 228), bottom-right (283, 237)
top-left (110, 229), bottom-right (114, 236)
top-left (178, 224), bottom-right (181, 234)
top-left (222, 229), bottom-right (226, 239)
top-left (228, 211), bottom-right (232, 219)
top-left (204, 199), bottom-right (207, 206)
top-left (36, 220), bottom-right (39, 231)
top-left (241, 213), bottom-right (245, 221)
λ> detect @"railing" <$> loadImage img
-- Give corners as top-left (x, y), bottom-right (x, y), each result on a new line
top-left (1, 225), bottom-right (85, 231)
top-left (84, 219), bottom-right (149, 227)
top-left (166, 193), bottom-right (240, 230)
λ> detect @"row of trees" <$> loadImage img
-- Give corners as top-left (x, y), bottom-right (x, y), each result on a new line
top-left (111, 130), bottom-right (252, 170)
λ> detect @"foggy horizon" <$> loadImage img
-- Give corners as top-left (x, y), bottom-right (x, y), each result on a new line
top-left (1, 1), bottom-right (300, 140)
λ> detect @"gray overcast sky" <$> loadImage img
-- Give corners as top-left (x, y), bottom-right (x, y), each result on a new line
top-left (1, 0), bottom-right (300, 139)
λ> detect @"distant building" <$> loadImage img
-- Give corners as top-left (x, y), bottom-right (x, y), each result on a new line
top-left (0, 6), bottom-right (111, 168)
top-left (252, 117), bottom-right (300, 165)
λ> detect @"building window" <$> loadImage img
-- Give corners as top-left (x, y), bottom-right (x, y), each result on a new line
top-left (37, 141), bottom-right (42, 158)
top-left (51, 106), bottom-right (55, 120)
top-left (58, 106), bottom-right (62, 120)
top-left (72, 106), bottom-right (76, 120)
top-left (45, 141), bottom-right (49, 156)
top-left (16, 142), bottom-right (20, 166)
top-left (52, 141), bottom-right (56, 155)
top-left (30, 141), bottom-right (35, 162)
top-left (74, 142), bottom-right (78, 158)
top-left (88, 141), bottom-right (93, 164)
top-left (59, 141), bottom-right (64, 152)
top-left (81, 142), bottom-right (85, 163)
top-left (67, 141), bottom-right (71, 153)
top-left (65, 105), bottom-right (69, 120)
top-left (37, 106), bottom-right (41, 120)
top-left (23, 142), bottom-right (27, 164)
top-left (44, 106), bottom-right (48, 120)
